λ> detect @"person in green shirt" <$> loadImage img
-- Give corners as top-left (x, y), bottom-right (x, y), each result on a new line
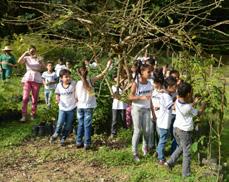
top-left (0, 46), bottom-right (16, 80)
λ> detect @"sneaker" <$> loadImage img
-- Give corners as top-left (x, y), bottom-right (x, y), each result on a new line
top-left (84, 145), bottom-right (91, 150)
top-left (49, 133), bottom-right (58, 144)
top-left (142, 147), bottom-right (148, 156)
top-left (109, 134), bottom-right (115, 139)
top-left (76, 143), bottom-right (84, 148)
top-left (158, 160), bottom-right (165, 165)
top-left (60, 138), bottom-right (65, 146)
top-left (164, 162), bottom-right (172, 171)
top-left (20, 116), bottom-right (26, 122)
top-left (134, 155), bottom-right (140, 162)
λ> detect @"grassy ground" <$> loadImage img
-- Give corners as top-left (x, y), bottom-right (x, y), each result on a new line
top-left (0, 72), bottom-right (228, 181)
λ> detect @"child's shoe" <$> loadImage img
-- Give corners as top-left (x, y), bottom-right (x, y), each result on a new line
top-left (50, 133), bottom-right (58, 144)
top-left (60, 138), bottom-right (65, 146)
top-left (76, 143), bottom-right (84, 148)
top-left (133, 155), bottom-right (140, 162)
top-left (84, 144), bottom-right (91, 150)
top-left (164, 162), bottom-right (172, 171)
top-left (158, 160), bottom-right (166, 165)
top-left (142, 147), bottom-right (148, 156)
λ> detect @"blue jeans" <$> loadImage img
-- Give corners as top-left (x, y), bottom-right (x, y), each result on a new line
top-left (54, 109), bottom-right (75, 139)
top-left (76, 108), bottom-right (93, 146)
top-left (157, 128), bottom-right (169, 160)
top-left (44, 89), bottom-right (54, 107)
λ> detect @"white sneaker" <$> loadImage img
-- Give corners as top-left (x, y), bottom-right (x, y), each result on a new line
top-left (134, 155), bottom-right (140, 162)
top-left (20, 116), bottom-right (26, 122)
top-left (142, 147), bottom-right (148, 156)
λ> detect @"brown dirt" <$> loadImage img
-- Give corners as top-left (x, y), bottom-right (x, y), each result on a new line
top-left (0, 137), bottom-right (129, 182)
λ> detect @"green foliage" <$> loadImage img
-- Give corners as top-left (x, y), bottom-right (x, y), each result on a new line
top-left (172, 52), bottom-right (227, 162)
top-left (0, 78), bottom-right (22, 114)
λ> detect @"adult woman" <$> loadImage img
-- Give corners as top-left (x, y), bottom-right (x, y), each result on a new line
top-left (18, 45), bottom-right (45, 122)
top-left (0, 46), bottom-right (16, 80)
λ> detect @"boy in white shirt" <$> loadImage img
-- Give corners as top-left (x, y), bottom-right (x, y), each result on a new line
top-left (42, 62), bottom-right (58, 108)
top-left (164, 82), bottom-right (205, 177)
top-left (156, 76), bottom-right (177, 164)
top-left (50, 69), bottom-right (77, 146)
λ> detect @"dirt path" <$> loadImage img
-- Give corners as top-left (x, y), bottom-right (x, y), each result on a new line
top-left (0, 137), bottom-right (128, 182)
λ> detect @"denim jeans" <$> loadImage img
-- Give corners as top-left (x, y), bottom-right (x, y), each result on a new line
top-left (167, 127), bottom-right (192, 177)
top-left (76, 108), bottom-right (93, 146)
top-left (157, 128), bottom-right (169, 160)
top-left (131, 105), bottom-right (150, 156)
top-left (54, 108), bottom-right (75, 139)
top-left (111, 109), bottom-right (126, 135)
top-left (44, 89), bottom-right (54, 107)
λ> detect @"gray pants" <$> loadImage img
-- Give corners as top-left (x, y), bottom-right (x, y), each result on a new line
top-left (131, 105), bottom-right (150, 155)
top-left (167, 127), bottom-right (192, 177)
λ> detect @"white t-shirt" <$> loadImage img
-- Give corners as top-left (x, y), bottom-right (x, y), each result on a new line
top-left (132, 81), bottom-right (152, 108)
top-left (55, 64), bottom-right (67, 77)
top-left (173, 99), bottom-right (198, 131)
top-left (75, 79), bottom-right (97, 109)
top-left (55, 81), bottom-right (77, 111)
top-left (156, 92), bottom-right (173, 129)
top-left (151, 89), bottom-right (161, 118)
top-left (42, 71), bottom-right (57, 89)
top-left (112, 85), bottom-right (127, 110)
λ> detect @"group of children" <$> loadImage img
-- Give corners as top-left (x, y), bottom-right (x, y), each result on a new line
top-left (109, 56), bottom-right (206, 177)
top-left (41, 59), bottom-right (112, 150)
top-left (37, 54), bottom-right (206, 177)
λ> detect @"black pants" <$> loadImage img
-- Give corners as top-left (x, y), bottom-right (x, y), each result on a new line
top-left (111, 109), bottom-right (126, 135)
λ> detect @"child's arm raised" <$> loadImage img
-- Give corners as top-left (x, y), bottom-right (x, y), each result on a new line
top-left (91, 59), bottom-right (112, 84)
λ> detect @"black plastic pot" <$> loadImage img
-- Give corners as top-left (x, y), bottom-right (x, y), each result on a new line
top-left (45, 123), bottom-right (54, 136)
top-left (38, 125), bottom-right (46, 136)
top-left (32, 125), bottom-right (39, 136)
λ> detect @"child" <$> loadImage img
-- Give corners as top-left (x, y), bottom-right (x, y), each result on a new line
top-left (164, 82), bottom-right (205, 177)
top-left (156, 76), bottom-right (177, 164)
top-left (129, 63), bottom-right (153, 161)
top-left (75, 60), bottom-right (112, 150)
top-left (55, 57), bottom-right (66, 78)
top-left (50, 69), bottom-right (77, 146)
top-left (41, 62), bottom-right (58, 108)
top-left (169, 70), bottom-right (182, 154)
top-left (110, 77), bottom-right (128, 138)
top-left (150, 69), bottom-right (164, 150)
